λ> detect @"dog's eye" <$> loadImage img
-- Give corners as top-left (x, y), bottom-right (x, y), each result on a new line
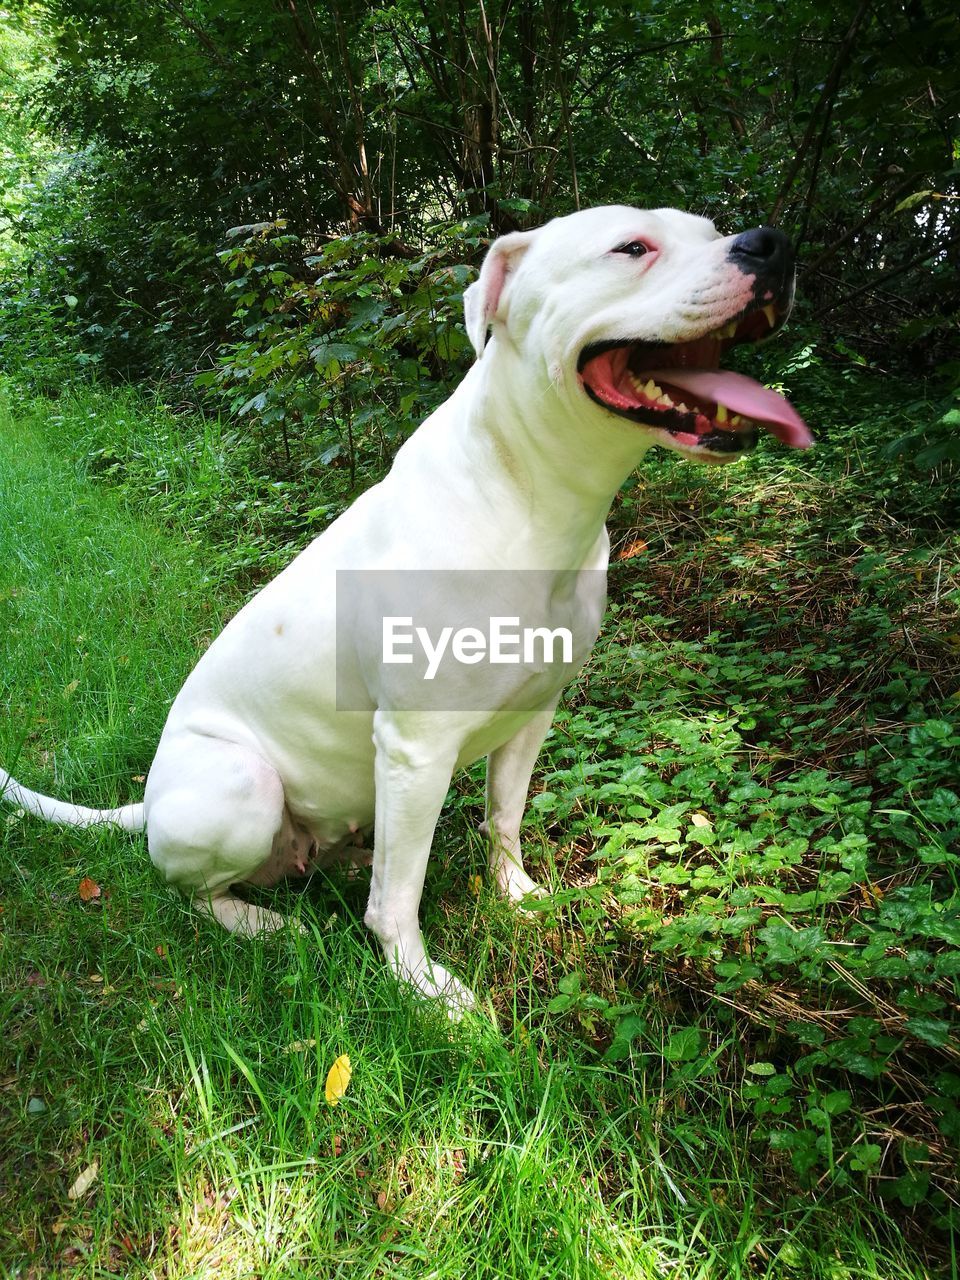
top-left (613, 240), bottom-right (653, 258)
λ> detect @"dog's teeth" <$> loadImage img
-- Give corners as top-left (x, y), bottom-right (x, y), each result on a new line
top-left (675, 401), bottom-right (689, 414)
top-left (762, 304), bottom-right (777, 329)
top-left (644, 380), bottom-right (662, 399)
top-left (716, 404), bottom-right (728, 423)
top-left (730, 413), bottom-right (743, 426)
top-left (660, 393), bottom-right (674, 408)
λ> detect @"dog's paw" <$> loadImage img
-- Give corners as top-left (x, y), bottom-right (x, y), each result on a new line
top-left (398, 960), bottom-right (477, 1019)
top-left (496, 865), bottom-right (548, 906)
top-left (197, 893), bottom-right (310, 938)
top-left (426, 965), bottom-right (478, 1019)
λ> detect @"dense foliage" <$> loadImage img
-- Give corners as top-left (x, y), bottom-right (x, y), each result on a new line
top-left (0, 0), bottom-right (957, 396)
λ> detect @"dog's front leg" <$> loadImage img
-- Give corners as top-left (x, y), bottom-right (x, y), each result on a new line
top-left (364, 711), bottom-right (474, 1012)
top-left (481, 700), bottom-right (559, 902)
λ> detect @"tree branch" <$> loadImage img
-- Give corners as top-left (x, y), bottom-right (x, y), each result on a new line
top-left (816, 229), bottom-right (960, 315)
top-left (804, 174), bottom-right (917, 271)
top-left (768, 0), bottom-right (873, 226)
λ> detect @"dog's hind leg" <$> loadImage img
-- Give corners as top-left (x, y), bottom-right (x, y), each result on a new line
top-left (145, 735), bottom-right (293, 935)
top-left (481, 701), bottom-right (558, 903)
top-left (193, 892), bottom-right (291, 936)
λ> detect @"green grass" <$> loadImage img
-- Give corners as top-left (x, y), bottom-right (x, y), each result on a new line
top-left (0, 380), bottom-right (955, 1278)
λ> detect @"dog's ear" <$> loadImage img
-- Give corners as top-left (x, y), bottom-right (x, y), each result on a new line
top-left (463, 231), bottom-right (533, 357)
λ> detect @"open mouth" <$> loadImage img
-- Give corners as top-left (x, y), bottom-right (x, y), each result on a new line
top-left (577, 304), bottom-right (813, 455)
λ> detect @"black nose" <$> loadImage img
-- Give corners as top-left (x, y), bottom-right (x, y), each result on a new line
top-left (729, 226), bottom-right (794, 281)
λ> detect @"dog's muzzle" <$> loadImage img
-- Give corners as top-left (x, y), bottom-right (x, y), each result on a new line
top-left (728, 226), bottom-right (795, 300)
top-left (577, 228), bottom-right (812, 457)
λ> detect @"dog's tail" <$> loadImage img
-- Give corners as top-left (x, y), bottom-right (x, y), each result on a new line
top-left (0, 769), bottom-right (145, 833)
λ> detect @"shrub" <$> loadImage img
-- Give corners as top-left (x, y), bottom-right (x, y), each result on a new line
top-left (195, 218), bottom-right (485, 486)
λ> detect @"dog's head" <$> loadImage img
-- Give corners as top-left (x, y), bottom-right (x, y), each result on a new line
top-left (463, 206), bottom-right (812, 463)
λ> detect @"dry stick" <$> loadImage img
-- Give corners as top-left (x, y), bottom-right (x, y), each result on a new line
top-left (801, 263), bottom-right (915, 317)
top-left (817, 228), bottom-right (960, 316)
top-left (805, 175), bottom-right (918, 273)
top-left (768, 0), bottom-right (874, 226)
top-left (794, 74), bottom-right (855, 250)
top-left (330, 0), bottom-right (374, 221)
top-left (572, 32), bottom-right (842, 108)
top-left (282, 1), bottom-right (365, 224)
top-left (557, 65), bottom-right (580, 211)
top-left (160, 0), bottom-right (232, 67)
top-left (706, 14), bottom-right (746, 141)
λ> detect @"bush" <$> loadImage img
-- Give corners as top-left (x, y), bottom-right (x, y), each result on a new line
top-left (0, 143), bottom-right (226, 389)
top-left (195, 218), bottom-right (485, 485)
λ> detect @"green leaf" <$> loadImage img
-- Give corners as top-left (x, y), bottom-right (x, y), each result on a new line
top-left (893, 1170), bottom-right (930, 1206)
top-left (820, 1090), bottom-right (852, 1116)
top-left (604, 1015), bottom-right (647, 1062)
top-left (905, 1016), bottom-right (954, 1048)
top-left (893, 189), bottom-right (934, 213)
top-left (663, 1026), bottom-right (704, 1063)
top-left (848, 1142), bottom-right (882, 1172)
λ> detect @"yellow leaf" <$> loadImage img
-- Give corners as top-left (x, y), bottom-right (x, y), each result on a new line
top-left (690, 812), bottom-right (711, 828)
top-left (468, 874), bottom-right (483, 897)
top-left (283, 1038), bottom-right (316, 1054)
top-left (67, 1159), bottom-right (99, 1200)
top-left (325, 1053), bottom-right (352, 1106)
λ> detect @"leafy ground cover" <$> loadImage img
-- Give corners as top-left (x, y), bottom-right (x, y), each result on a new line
top-left (531, 373), bottom-right (960, 1210)
top-left (1, 372), bottom-right (958, 1278)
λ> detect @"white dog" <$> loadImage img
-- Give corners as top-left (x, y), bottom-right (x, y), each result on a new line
top-left (1, 206), bottom-right (811, 1011)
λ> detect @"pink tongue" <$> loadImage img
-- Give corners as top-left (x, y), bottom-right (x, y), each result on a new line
top-left (646, 368), bottom-right (813, 449)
